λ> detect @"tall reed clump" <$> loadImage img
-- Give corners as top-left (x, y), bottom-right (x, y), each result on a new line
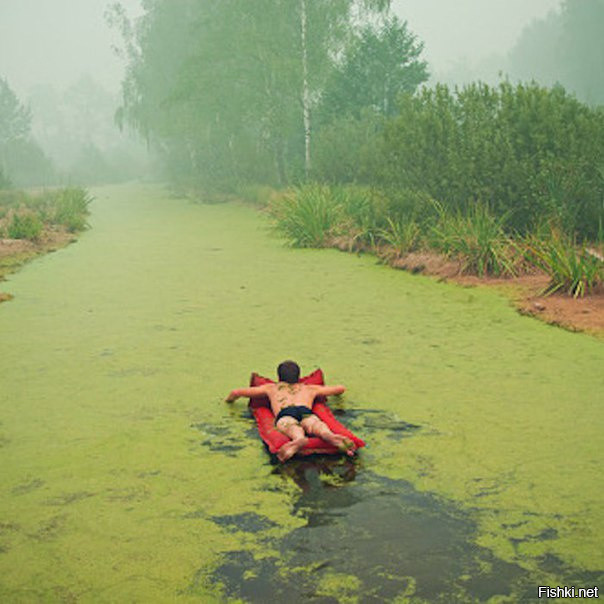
top-left (52, 187), bottom-right (92, 232)
top-left (430, 202), bottom-right (516, 277)
top-left (269, 184), bottom-right (341, 247)
top-left (332, 186), bottom-right (387, 250)
top-left (522, 231), bottom-right (603, 297)
top-left (378, 217), bottom-right (422, 260)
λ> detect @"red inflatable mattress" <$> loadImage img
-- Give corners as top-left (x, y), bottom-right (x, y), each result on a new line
top-left (248, 369), bottom-right (365, 457)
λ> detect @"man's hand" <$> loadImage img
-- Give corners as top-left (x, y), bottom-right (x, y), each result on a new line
top-left (225, 385), bottom-right (269, 403)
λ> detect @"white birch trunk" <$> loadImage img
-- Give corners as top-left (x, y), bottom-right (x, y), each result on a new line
top-left (300, 0), bottom-right (311, 178)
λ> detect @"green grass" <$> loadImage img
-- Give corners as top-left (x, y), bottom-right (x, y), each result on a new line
top-left (334, 186), bottom-right (387, 249)
top-left (266, 183), bottom-right (604, 294)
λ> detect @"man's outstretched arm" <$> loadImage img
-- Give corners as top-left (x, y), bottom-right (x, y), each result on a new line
top-left (225, 385), bottom-right (269, 402)
top-left (315, 384), bottom-right (346, 397)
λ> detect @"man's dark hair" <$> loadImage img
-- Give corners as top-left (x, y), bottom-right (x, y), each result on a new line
top-left (277, 360), bottom-right (300, 384)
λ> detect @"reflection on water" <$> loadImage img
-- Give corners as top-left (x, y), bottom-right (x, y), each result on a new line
top-left (275, 456), bottom-right (359, 494)
top-left (333, 406), bottom-right (422, 442)
top-left (210, 463), bottom-right (532, 602)
top-left (193, 409), bottom-right (602, 601)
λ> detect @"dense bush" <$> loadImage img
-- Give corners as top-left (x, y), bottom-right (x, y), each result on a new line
top-left (312, 110), bottom-right (384, 184)
top-left (270, 81), bottom-right (604, 253)
top-left (315, 81), bottom-right (604, 241)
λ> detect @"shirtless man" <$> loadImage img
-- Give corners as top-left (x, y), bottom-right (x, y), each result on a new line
top-left (225, 360), bottom-right (355, 462)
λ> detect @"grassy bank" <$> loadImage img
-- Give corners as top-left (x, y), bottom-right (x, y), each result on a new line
top-left (263, 184), bottom-right (604, 296)
top-left (0, 187), bottom-right (92, 297)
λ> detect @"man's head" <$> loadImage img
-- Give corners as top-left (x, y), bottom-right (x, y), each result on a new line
top-left (277, 360), bottom-right (300, 384)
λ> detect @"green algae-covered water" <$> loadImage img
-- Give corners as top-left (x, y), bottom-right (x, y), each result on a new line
top-left (0, 184), bottom-right (602, 602)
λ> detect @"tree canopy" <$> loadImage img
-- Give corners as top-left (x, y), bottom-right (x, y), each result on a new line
top-left (0, 77), bottom-right (55, 188)
top-left (110, 0), bottom-right (429, 189)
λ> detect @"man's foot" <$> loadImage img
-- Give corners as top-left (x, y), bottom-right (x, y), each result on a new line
top-left (333, 435), bottom-right (356, 457)
top-left (277, 437), bottom-right (308, 462)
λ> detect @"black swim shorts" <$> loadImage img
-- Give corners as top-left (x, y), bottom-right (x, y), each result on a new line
top-left (275, 405), bottom-right (314, 424)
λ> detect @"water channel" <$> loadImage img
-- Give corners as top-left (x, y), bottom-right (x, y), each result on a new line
top-left (0, 185), bottom-right (602, 602)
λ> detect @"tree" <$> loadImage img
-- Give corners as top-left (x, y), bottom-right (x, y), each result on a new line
top-left (0, 78), bottom-right (31, 145)
top-left (109, 0), bottom-right (395, 188)
top-left (508, 0), bottom-right (604, 106)
top-left (0, 77), bottom-right (32, 180)
top-left (559, 0), bottom-right (604, 106)
top-left (0, 78), bottom-right (57, 187)
top-left (319, 16), bottom-right (429, 122)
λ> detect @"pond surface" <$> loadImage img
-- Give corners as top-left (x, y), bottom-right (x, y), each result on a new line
top-left (0, 185), bottom-right (602, 602)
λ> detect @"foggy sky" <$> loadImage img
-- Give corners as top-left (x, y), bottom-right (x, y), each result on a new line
top-left (0, 0), bottom-right (561, 96)
top-left (393, 0), bottom-right (561, 76)
top-left (0, 0), bottom-right (142, 95)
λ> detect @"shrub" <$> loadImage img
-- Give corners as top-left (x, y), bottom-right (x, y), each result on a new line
top-left (374, 81), bottom-right (604, 239)
top-left (0, 166), bottom-right (12, 189)
top-left (312, 109), bottom-right (383, 184)
top-left (332, 185), bottom-right (388, 249)
top-left (7, 212), bottom-right (43, 241)
top-left (0, 189), bottom-right (27, 208)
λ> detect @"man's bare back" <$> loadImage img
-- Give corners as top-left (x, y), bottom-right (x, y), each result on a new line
top-left (265, 382), bottom-right (344, 416)
top-left (225, 381), bottom-right (345, 417)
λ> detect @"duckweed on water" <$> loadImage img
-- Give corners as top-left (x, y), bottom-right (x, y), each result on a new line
top-left (0, 185), bottom-right (602, 601)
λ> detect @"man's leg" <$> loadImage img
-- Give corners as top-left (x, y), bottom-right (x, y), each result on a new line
top-left (276, 417), bottom-right (308, 462)
top-left (301, 416), bottom-right (355, 456)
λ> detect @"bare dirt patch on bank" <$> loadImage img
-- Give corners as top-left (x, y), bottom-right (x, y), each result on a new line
top-left (0, 229), bottom-right (77, 302)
